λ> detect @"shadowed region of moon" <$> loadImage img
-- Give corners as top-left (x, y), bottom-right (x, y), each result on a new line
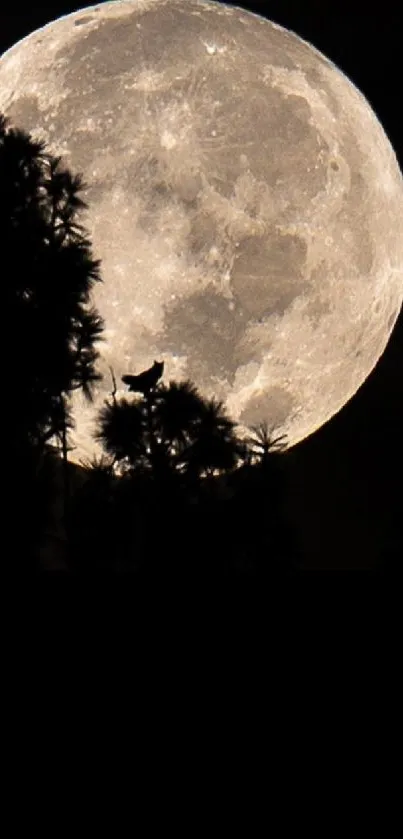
top-left (6, 94), bottom-right (42, 127)
top-left (337, 170), bottom-right (375, 275)
top-left (161, 289), bottom-right (248, 385)
top-left (231, 230), bottom-right (308, 318)
top-left (240, 386), bottom-right (296, 430)
top-left (304, 261), bottom-right (333, 325)
top-left (0, 0), bottom-right (402, 461)
top-left (188, 208), bottom-right (219, 255)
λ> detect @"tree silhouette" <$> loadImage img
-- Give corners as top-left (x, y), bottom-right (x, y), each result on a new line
top-left (228, 421), bottom-right (301, 574)
top-left (96, 375), bottom-right (242, 487)
top-left (90, 372), bottom-right (246, 573)
top-left (243, 421), bottom-right (288, 467)
top-left (1, 112), bottom-right (104, 563)
top-left (64, 372), bottom-right (300, 575)
top-left (179, 394), bottom-right (241, 484)
top-left (1, 113), bottom-right (104, 454)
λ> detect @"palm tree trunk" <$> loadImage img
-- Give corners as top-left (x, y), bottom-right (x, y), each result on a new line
top-left (145, 390), bottom-right (171, 493)
top-left (60, 394), bottom-right (70, 526)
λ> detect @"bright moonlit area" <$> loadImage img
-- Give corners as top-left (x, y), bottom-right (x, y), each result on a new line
top-left (0, 0), bottom-right (402, 464)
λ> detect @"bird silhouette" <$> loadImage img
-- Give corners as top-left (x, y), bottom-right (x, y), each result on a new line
top-left (122, 360), bottom-right (164, 395)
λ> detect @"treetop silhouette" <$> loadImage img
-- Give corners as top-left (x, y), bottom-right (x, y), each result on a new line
top-left (96, 371), bottom-right (243, 484)
top-left (1, 111), bottom-right (104, 454)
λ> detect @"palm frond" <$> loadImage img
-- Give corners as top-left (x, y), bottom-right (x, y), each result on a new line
top-left (95, 398), bottom-right (147, 464)
top-left (154, 379), bottom-right (205, 444)
top-left (245, 420), bottom-right (287, 451)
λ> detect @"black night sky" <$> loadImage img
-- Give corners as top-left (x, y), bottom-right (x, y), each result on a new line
top-left (1, 0), bottom-right (402, 571)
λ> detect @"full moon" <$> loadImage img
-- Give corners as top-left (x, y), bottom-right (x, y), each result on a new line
top-left (1, 0), bottom-right (402, 460)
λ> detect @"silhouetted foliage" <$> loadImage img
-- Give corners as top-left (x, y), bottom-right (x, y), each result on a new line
top-left (64, 368), bottom-right (299, 576)
top-left (1, 112), bottom-right (104, 457)
top-left (96, 377), bottom-right (242, 487)
top-left (243, 421), bottom-right (288, 465)
top-left (1, 112), bottom-right (104, 563)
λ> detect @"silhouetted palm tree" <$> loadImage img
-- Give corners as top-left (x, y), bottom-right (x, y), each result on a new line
top-left (93, 374), bottom-right (248, 574)
top-left (179, 395), bottom-right (241, 480)
top-left (66, 455), bottom-right (119, 570)
top-left (96, 398), bottom-right (146, 470)
top-left (243, 421), bottom-right (288, 467)
top-left (232, 420), bottom-right (301, 573)
top-left (153, 380), bottom-right (206, 455)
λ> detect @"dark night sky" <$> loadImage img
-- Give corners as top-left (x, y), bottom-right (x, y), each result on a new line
top-left (1, 0), bottom-right (402, 569)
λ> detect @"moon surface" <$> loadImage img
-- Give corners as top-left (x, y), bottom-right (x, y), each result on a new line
top-left (1, 0), bottom-right (402, 460)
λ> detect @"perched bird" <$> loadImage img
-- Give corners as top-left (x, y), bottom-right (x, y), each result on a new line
top-left (122, 360), bottom-right (164, 395)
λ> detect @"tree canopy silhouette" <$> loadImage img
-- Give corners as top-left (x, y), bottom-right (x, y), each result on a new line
top-left (1, 112), bottom-right (104, 566)
top-left (69, 374), bottom-right (296, 576)
top-left (1, 112), bottom-right (104, 457)
top-left (96, 375), bottom-right (242, 488)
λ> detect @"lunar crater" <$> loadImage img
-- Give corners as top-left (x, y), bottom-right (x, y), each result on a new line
top-left (74, 16), bottom-right (96, 27)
